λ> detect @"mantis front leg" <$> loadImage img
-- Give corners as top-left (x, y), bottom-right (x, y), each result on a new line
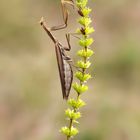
top-left (50, 0), bottom-right (74, 31)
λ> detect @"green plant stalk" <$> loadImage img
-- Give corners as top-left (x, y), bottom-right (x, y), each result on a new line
top-left (60, 0), bottom-right (94, 139)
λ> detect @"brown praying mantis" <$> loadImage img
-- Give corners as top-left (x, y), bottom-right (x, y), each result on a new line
top-left (40, 0), bottom-right (76, 100)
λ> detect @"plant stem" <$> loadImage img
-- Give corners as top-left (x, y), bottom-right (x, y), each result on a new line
top-left (61, 0), bottom-right (95, 139)
top-left (67, 93), bottom-right (80, 140)
top-left (67, 118), bottom-right (73, 140)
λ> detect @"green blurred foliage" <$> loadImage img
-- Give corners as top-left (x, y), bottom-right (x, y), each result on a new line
top-left (0, 0), bottom-right (140, 140)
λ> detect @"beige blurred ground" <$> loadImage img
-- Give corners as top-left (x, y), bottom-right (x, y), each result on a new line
top-left (0, 0), bottom-right (140, 140)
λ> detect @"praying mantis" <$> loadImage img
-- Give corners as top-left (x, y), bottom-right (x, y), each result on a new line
top-left (40, 0), bottom-right (83, 100)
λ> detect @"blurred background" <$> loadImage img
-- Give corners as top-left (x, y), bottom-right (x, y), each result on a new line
top-left (0, 0), bottom-right (140, 140)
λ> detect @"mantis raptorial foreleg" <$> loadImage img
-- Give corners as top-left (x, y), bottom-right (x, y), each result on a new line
top-left (50, 0), bottom-right (74, 31)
